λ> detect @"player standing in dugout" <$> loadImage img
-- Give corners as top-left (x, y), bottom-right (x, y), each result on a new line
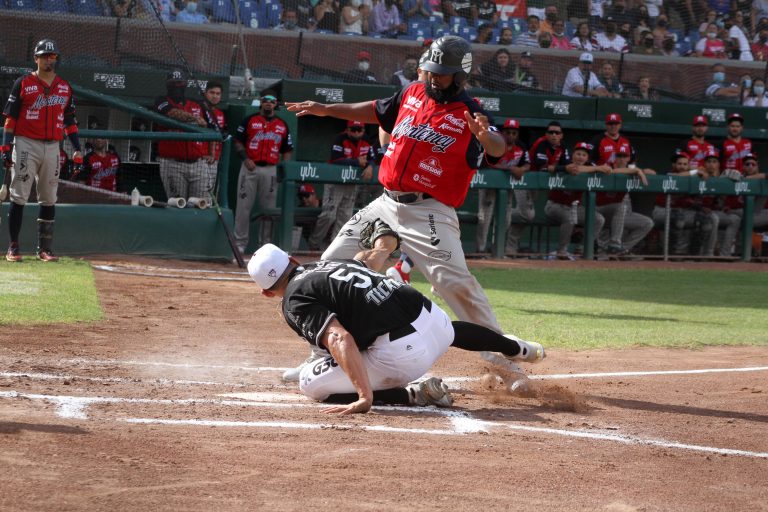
top-left (286, 36), bottom-right (538, 382)
top-left (2, 39), bottom-right (83, 262)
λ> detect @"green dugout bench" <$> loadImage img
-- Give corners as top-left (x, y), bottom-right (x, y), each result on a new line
top-left (273, 161), bottom-right (767, 262)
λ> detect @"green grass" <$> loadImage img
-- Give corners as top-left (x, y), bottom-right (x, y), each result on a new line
top-left (411, 268), bottom-right (768, 350)
top-left (0, 259), bottom-right (103, 325)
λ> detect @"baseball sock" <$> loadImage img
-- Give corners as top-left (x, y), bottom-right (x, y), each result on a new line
top-left (450, 321), bottom-right (521, 357)
top-left (8, 201), bottom-right (23, 244)
top-left (324, 388), bottom-right (410, 406)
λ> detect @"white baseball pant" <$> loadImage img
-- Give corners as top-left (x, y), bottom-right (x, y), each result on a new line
top-left (9, 136), bottom-right (59, 206)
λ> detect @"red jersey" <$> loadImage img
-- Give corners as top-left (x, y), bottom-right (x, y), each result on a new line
top-left (84, 151), bottom-right (121, 191)
top-left (492, 142), bottom-right (529, 171)
top-left (683, 138), bottom-right (714, 170)
top-left (719, 137), bottom-right (752, 172)
top-left (700, 38), bottom-right (726, 58)
top-left (589, 133), bottom-right (634, 166)
top-left (209, 106), bottom-right (226, 161)
top-left (374, 82), bottom-right (493, 208)
top-left (330, 133), bottom-right (374, 164)
top-left (528, 136), bottom-right (569, 172)
top-left (154, 95), bottom-right (209, 160)
top-left (3, 73), bottom-right (77, 141)
top-left (235, 114), bottom-right (293, 164)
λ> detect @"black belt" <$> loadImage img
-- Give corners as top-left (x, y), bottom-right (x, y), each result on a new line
top-left (173, 158), bottom-right (200, 163)
top-left (384, 190), bottom-right (432, 204)
top-left (255, 161), bottom-right (273, 167)
top-left (389, 297), bottom-right (432, 342)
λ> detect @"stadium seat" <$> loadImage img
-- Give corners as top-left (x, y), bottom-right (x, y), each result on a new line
top-left (41, 0), bottom-right (71, 13)
top-left (408, 21), bottom-right (430, 35)
top-left (508, 17), bottom-right (526, 33)
top-left (266, 2), bottom-right (281, 27)
top-left (71, 0), bottom-right (104, 16)
top-left (7, 0), bottom-right (39, 10)
top-left (564, 20), bottom-right (575, 38)
top-left (212, 0), bottom-right (237, 23)
top-left (432, 25), bottom-right (447, 37)
top-left (458, 26), bottom-right (476, 41)
top-left (449, 16), bottom-right (467, 28)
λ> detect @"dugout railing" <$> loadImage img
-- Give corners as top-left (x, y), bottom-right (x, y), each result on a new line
top-left (276, 161), bottom-right (767, 262)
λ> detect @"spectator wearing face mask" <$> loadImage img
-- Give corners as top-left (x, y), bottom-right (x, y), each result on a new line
top-left (476, 0), bottom-right (499, 25)
top-left (540, 4), bottom-right (559, 33)
top-left (515, 15), bottom-right (542, 47)
top-left (402, 0), bottom-right (432, 23)
top-left (345, 51), bottom-right (379, 83)
top-left (633, 30), bottom-right (662, 55)
top-left (595, 17), bottom-right (628, 53)
top-left (275, 8), bottom-right (302, 31)
top-left (537, 31), bottom-right (553, 48)
top-left (696, 23), bottom-right (727, 58)
top-left (743, 78), bottom-right (768, 106)
top-left (175, 0), bottom-right (209, 23)
top-left (704, 63), bottom-right (741, 101)
top-left (660, 36), bottom-right (680, 57)
top-left (550, 19), bottom-right (572, 49)
top-left (371, 0), bottom-right (406, 37)
top-left (651, 14), bottom-right (670, 48)
top-left (390, 55), bottom-right (420, 88)
top-left (750, 24), bottom-right (768, 60)
top-left (340, 0), bottom-right (369, 34)
top-left (724, 11), bottom-right (754, 61)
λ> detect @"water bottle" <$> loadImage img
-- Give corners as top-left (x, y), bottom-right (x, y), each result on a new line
top-left (570, 200), bottom-right (579, 224)
top-left (131, 187), bottom-right (139, 206)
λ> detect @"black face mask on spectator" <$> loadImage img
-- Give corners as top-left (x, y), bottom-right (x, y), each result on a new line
top-left (605, 23), bottom-right (616, 35)
top-left (644, 38), bottom-right (654, 47)
top-left (540, 38), bottom-right (552, 48)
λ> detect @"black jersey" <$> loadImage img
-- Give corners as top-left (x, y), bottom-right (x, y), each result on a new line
top-left (282, 259), bottom-right (426, 350)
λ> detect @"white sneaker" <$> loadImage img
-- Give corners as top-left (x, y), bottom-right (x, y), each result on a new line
top-left (406, 377), bottom-right (453, 407)
top-left (281, 348), bottom-right (326, 382)
top-left (504, 334), bottom-right (545, 363)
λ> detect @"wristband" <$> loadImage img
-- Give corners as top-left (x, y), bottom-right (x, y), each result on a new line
top-left (0, 144), bottom-right (10, 153)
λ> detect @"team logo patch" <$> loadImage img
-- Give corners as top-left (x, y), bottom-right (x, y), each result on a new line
top-left (339, 229), bottom-right (354, 237)
top-left (427, 214), bottom-right (440, 246)
top-left (418, 157), bottom-right (443, 177)
top-left (428, 249), bottom-right (451, 261)
top-left (268, 269), bottom-right (277, 278)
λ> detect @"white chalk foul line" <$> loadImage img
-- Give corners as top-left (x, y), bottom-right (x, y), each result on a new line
top-left (93, 265), bottom-right (251, 282)
top-left (63, 358), bottom-right (285, 372)
top-left (0, 371), bottom-right (247, 388)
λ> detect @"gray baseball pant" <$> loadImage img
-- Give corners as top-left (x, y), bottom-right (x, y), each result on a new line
top-left (713, 210), bottom-right (742, 256)
top-left (158, 158), bottom-right (214, 200)
top-left (544, 200), bottom-right (605, 254)
top-left (308, 184), bottom-right (357, 249)
top-left (476, 189), bottom-right (535, 254)
top-left (651, 206), bottom-right (719, 256)
top-left (9, 136), bottom-right (59, 205)
top-left (234, 163), bottom-right (277, 253)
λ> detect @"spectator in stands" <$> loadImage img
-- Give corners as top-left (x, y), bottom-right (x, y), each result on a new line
top-left (550, 19), bottom-right (572, 49)
top-left (595, 17), bottom-right (629, 52)
top-left (275, 8), bottom-right (303, 31)
top-left (512, 51), bottom-right (540, 91)
top-left (78, 137), bottom-right (121, 192)
top-left (630, 3), bottom-right (652, 33)
top-left (308, 121), bottom-right (374, 250)
top-left (725, 11), bottom-right (753, 60)
top-left (544, 141), bottom-right (609, 260)
top-left (345, 50), bottom-right (379, 83)
top-left (565, 0), bottom-right (588, 27)
top-left (499, 27), bottom-right (514, 45)
top-left (233, 91), bottom-right (293, 252)
top-left (315, 0), bottom-right (340, 32)
top-left (598, 62), bottom-right (623, 98)
top-left (540, 4), bottom-right (559, 33)
top-left (604, 0), bottom-right (632, 26)
top-left (618, 22), bottom-right (635, 50)
top-left (476, 119), bottom-right (532, 256)
top-left (633, 30), bottom-right (662, 54)
top-left (696, 23), bottom-right (727, 58)
top-left (152, 0), bottom-right (178, 21)
top-left (390, 54), bottom-right (420, 88)
top-left (704, 62), bottom-right (741, 101)
top-left (371, 0), bottom-right (405, 37)
top-left (652, 150), bottom-right (719, 257)
top-left (753, 3), bottom-right (768, 34)
top-left (284, 0), bottom-right (315, 29)
top-left (515, 15), bottom-right (542, 47)
top-left (403, 0), bottom-right (432, 22)
top-left (651, 13), bottom-right (671, 48)
top-left (175, 1), bottom-right (209, 23)
top-left (570, 21), bottom-right (597, 51)
top-left (750, 24), bottom-right (768, 60)
top-left (473, 23), bottom-right (495, 44)
top-left (110, 0), bottom-right (138, 18)
top-left (743, 78), bottom-right (768, 106)
top-left (537, 31), bottom-right (553, 48)
top-left (626, 76), bottom-right (660, 101)
top-left (478, 48), bottom-right (516, 90)
top-left (476, 0), bottom-right (499, 25)
top-left (562, 52), bottom-right (608, 97)
top-left (659, 36), bottom-right (681, 57)
top-left (442, 0), bottom-right (477, 24)
top-left (340, 0), bottom-right (369, 34)
top-left (588, 0), bottom-right (605, 29)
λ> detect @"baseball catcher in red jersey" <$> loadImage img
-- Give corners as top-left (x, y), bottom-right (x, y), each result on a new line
top-left (2, 39), bottom-right (83, 262)
top-left (248, 240), bottom-right (544, 415)
top-left (286, 36), bottom-right (537, 382)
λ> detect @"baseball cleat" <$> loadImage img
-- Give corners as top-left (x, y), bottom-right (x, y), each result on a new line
top-left (505, 334), bottom-right (545, 363)
top-left (407, 377), bottom-right (453, 407)
top-left (36, 250), bottom-right (59, 262)
top-left (6, 243), bottom-right (22, 262)
top-left (281, 348), bottom-right (326, 382)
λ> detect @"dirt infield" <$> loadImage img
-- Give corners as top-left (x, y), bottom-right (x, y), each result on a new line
top-left (1, 257), bottom-right (766, 511)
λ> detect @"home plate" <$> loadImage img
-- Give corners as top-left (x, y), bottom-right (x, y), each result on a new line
top-left (219, 391), bottom-right (310, 402)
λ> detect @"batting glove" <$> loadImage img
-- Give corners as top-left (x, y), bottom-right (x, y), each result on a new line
top-left (0, 145), bottom-right (12, 169)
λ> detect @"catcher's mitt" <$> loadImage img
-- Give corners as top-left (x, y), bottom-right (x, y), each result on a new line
top-left (359, 218), bottom-right (400, 251)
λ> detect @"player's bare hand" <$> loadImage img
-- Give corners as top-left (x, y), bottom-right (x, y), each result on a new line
top-left (244, 158), bottom-right (256, 171)
top-left (285, 101), bottom-right (328, 117)
top-left (636, 169), bottom-right (649, 186)
top-left (464, 110), bottom-right (491, 137)
top-left (322, 397), bottom-right (372, 415)
top-left (203, 155), bottom-right (216, 165)
top-left (194, 116), bottom-right (208, 127)
top-left (361, 166), bottom-right (373, 181)
top-left (357, 155), bottom-right (368, 167)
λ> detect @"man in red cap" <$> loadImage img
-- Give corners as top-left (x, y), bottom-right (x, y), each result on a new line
top-left (719, 113), bottom-right (752, 175)
top-left (308, 120), bottom-right (375, 250)
top-left (476, 118), bottom-right (531, 255)
top-left (345, 51), bottom-right (379, 84)
top-left (590, 113), bottom-right (634, 167)
top-left (681, 116), bottom-right (714, 172)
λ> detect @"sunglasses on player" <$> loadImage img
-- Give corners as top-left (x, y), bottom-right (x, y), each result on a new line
top-left (547, 130), bottom-right (563, 135)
